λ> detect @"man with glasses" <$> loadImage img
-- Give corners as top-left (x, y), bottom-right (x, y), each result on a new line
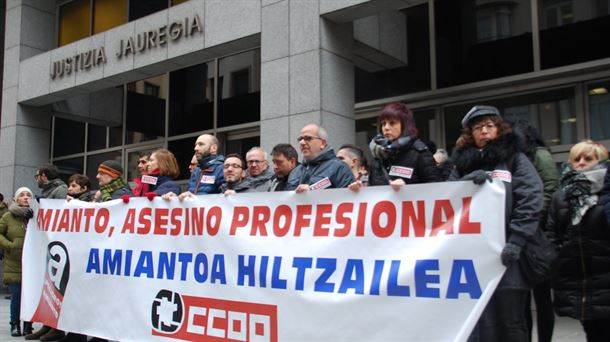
top-left (241, 147), bottom-right (274, 192)
top-left (34, 164), bottom-right (68, 200)
top-left (286, 123), bottom-right (355, 192)
top-left (219, 154), bottom-right (250, 195)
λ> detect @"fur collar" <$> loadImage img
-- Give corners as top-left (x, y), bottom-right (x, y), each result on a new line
top-left (452, 132), bottom-right (520, 175)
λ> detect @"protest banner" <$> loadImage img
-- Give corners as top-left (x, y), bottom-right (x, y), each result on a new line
top-left (22, 180), bottom-right (507, 341)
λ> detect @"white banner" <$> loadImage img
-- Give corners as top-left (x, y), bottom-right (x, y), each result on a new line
top-left (22, 181), bottom-right (506, 341)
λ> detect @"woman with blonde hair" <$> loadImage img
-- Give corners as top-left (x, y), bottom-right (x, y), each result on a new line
top-left (546, 140), bottom-right (609, 342)
top-left (144, 148), bottom-right (181, 198)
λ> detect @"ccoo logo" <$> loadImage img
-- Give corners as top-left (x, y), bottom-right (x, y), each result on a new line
top-left (151, 289), bottom-right (184, 333)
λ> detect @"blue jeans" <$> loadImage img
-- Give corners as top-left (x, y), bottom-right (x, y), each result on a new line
top-left (8, 282), bottom-right (21, 323)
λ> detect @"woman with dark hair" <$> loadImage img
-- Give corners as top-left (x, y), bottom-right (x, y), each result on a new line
top-left (146, 149), bottom-right (181, 197)
top-left (546, 140), bottom-right (609, 342)
top-left (350, 103), bottom-right (439, 191)
top-left (450, 105), bottom-right (543, 342)
top-left (511, 119), bottom-right (559, 342)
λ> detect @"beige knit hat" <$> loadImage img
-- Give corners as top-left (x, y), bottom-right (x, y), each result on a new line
top-left (14, 187), bottom-right (33, 200)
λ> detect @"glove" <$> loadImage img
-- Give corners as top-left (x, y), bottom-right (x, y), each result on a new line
top-left (461, 170), bottom-right (491, 185)
top-left (501, 242), bottom-right (522, 266)
top-left (145, 192), bottom-right (156, 201)
top-left (121, 195), bottom-right (131, 204)
top-left (23, 208), bottom-right (34, 220)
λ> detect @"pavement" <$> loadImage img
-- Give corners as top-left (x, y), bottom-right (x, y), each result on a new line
top-left (0, 290), bottom-right (587, 341)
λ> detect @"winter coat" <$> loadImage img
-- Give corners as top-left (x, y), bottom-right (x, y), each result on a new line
top-left (219, 180), bottom-right (251, 194)
top-left (242, 166), bottom-right (274, 192)
top-left (149, 176), bottom-right (181, 196)
top-left (286, 147), bottom-right (355, 190)
top-left (532, 147), bottom-right (559, 230)
top-left (0, 202), bottom-right (7, 219)
top-left (188, 154), bottom-right (225, 195)
top-left (601, 163), bottom-right (610, 224)
top-left (0, 208), bottom-right (27, 284)
top-left (369, 138), bottom-right (440, 186)
top-left (40, 178), bottom-right (68, 199)
top-left (546, 168), bottom-right (610, 321)
top-left (450, 133), bottom-right (543, 289)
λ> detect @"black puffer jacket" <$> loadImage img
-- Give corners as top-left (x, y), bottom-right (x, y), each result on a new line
top-left (369, 138), bottom-right (440, 185)
top-left (546, 169), bottom-right (610, 321)
top-left (450, 133), bottom-right (543, 289)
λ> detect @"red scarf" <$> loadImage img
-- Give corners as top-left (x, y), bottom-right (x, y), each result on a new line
top-left (133, 169), bottom-right (160, 196)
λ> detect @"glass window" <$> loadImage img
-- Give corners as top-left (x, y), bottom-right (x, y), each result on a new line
top-left (59, 0), bottom-right (90, 46)
top-left (55, 157), bottom-right (85, 185)
top-left (53, 117), bottom-right (86, 157)
top-left (91, 86), bottom-right (124, 147)
top-left (355, 117), bottom-right (378, 163)
top-left (88, 123), bottom-right (107, 151)
top-left (86, 151), bottom-right (122, 189)
top-left (435, 0), bottom-right (533, 87)
top-left (169, 62), bottom-right (215, 136)
top-left (126, 75), bottom-right (167, 144)
top-left (217, 49), bottom-right (261, 127)
top-left (443, 88), bottom-right (576, 154)
top-left (168, 137), bottom-right (197, 181)
top-left (129, 0), bottom-right (168, 21)
top-left (355, 5), bottom-right (431, 102)
top-left (225, 136), bottom-right (260, 157)
top-left (94, 0), bottom-right (128, 34)
top-left (588, 80), bottom-right (610, 140)
top-left (539, 0), bottom-right (610, 69)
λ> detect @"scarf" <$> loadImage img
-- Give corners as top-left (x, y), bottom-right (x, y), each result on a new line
top-left (134, 170), bottom-right (160, 196)
top-left (560, 163), bottom-right (607, 225)
top-left (100, 177), bottom-right (129, 202)
top-left (8, 202), bottom-right (30, 230)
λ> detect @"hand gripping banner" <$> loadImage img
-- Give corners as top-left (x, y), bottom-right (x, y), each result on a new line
top-left (22, 181), bottom-right (507, 341)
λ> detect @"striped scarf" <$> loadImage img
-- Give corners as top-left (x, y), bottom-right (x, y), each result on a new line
top-left (100, 177), bottom-right (128, 202)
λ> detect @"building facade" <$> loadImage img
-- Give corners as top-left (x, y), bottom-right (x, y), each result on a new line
top-left (1, 0), bottom-right (610, 196)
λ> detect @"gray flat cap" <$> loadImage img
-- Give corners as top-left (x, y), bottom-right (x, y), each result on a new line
top-left (461, 105), bottom-right (500, 128)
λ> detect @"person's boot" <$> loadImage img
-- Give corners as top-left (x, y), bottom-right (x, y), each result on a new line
top-left (40, 328), bottom-right (65, 342)
top-left (10, 321), bottom-right (22, 337)
top-left (23, 321), bottom-right (33, 336)
top-left (25, 325), bottom-right (50, 340)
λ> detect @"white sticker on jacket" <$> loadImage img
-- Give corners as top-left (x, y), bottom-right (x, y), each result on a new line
top-left (200, 175), bottom-right (216, 184)
top-left (310, 177), bottom-right (332, 190)
top-left (389, 166), bottom-right (413, 179)
top-left (491, 170), bottom-right (512, 183)
top-left (141, 175), bottom-right (158, 185)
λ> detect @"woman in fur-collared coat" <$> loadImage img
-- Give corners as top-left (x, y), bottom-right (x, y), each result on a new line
top-left (449, 105), bottom-right (543, 342)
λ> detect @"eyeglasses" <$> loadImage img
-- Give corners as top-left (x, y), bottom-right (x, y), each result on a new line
top-left (472, 123), bottom-right (496, 132)
top-left (297, 135), bottom-right (322, 143)
top-left (34, 174), bottom-right (41, 180)
top-left (247, 160), bottom-right (266, 165)
top-left (223, 163), bottom-right (243, 170)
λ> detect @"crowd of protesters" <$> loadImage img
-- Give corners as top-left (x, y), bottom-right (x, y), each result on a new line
top-left (1, 102), bottom-right (609, 342)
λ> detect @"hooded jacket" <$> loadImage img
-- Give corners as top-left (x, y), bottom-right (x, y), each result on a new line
top-left (450, 132), bottom-right (543, 289)
top-left (286, 147), bottom-right (355, 190)
top-left (40, 178), bottom-right (68, 199)
top-left (188, 154), bottom-right (225, 195)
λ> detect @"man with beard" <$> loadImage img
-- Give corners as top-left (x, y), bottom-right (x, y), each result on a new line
top-left (219, 154), bottom-right (250, 195)
top-left (35, 164), bottom-right (68, 200)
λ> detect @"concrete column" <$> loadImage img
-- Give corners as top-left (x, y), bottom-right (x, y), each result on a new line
top-left (260, 0), bottom-right (355, 157)
top-left (0, 1), bottom-right (55, 197)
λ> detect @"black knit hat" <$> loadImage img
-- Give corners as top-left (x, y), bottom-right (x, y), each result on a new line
top-left (98, 160), bottom-right (123, 178)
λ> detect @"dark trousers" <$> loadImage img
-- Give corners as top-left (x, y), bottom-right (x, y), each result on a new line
top-left (8, 282), bottom-right (21, 323)
top-left (581, 318), bottom-right (610, 342)
top-left (468, 289), bottom-right (530, 342)
top-left (526, 281), bottom-right (555, 342)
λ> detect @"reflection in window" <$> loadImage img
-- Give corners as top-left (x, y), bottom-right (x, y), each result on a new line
top-left (435, 0), bottom-right (533, 87)
top-left (589, 81), bottom-right (610, 140)
top-left (539, 0), bottom-right (610, 68)
top-left (53, 117), bottom-right (85, 157)
top-left (169, 62), bottom-right (214, 136)
top-left (54, 157), bottom-right (84, 185)
top-left (217, 49), bottom-right (261, 127)
top-left (87, 151), bottom-right (122, 189)
top-left (59, 0), bottom-right (90, 46)
top-left (354, 5), bottom-right (430, 103)
top-left (126, 75), bottom-right (167, 144)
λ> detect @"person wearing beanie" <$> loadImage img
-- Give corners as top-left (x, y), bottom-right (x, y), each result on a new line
top-left (95, 160), bottom-right (133, 202)
top-left (0, 187), bottom-right (34, 337)
top-left (449, 105), bottom-right (543, 341)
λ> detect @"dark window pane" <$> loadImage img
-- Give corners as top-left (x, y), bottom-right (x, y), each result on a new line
top-left (355, 117), bottom-right (378, 164)
top-left (217, 49), bottom-right (261, 127)
top-left (90, 86), bottom-right (124, 147)
top-left (53, 117), bottom-right (85, 157)
top-left (168, 138), bottom-right (197, 181)
top-left (589, 81), bottom-right (610, 140)
top-left (55, 157), bottom-right (84, 185)
top-left (225, 136), bottom-right (260, 157)
top-left (86, 151), bottom-right (122, 189)
top-left (126, 75), bottom-right (166, 144)
top-left (435, 0), bottom-right (533, 87)
top-left (88, 124), bottom-right (107, 151)
top-left (355, 5), bottom-right (430, 102)
top-left (109, 125), bottom-right (123, 147)
top-left (129, 0), bottom-right (168, 21)
top-left (169, 62), bottom-right (214, 136)
top-left (539, 0), bottom-right (610, 69)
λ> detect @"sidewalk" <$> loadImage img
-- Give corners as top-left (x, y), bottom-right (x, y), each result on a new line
top-left (0, 294), bottom-right (586, 341)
